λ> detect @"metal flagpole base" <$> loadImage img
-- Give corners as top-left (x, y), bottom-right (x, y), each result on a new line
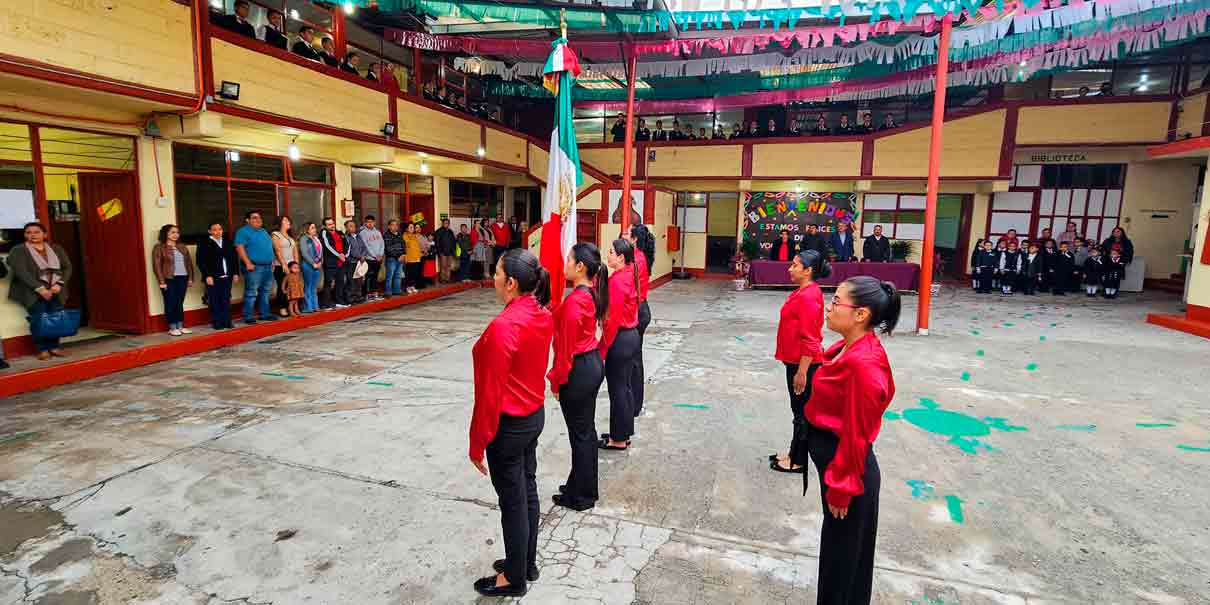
top-left (671, 271), bottom-right (693, 280)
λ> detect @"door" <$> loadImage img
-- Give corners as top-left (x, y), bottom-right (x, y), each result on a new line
top-left (77, 173), bottom-right (147, 333)
top-left (576, 210), bottom-right (597, 246)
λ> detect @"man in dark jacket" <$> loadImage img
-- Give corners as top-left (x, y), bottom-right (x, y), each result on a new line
top-left (260, 10), bottom-right (288, 50)
top-left (863, 225), bottom-right (891, 262)
top-left (610, 114), bottom-right (626, 142)
top-left (292, 27), bottom-right (323, 62)
top-left (455, 224), bottom-right (473, 282)
top-left (799, 224), bottom-right (825, 255)
top-left (214, 0), bottom-right (257, 39)
top-left (319, 217), bottom-right (348, 307)
top-left (829, 221), bottom-right (855, 261)
top-left (433, 218), bottom-right (457, 284)
top-left (195, 221), bottom-right (240, 329)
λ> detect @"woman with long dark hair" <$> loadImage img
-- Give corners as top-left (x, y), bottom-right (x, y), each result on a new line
top-left (803, 275), bottom-right (898, 604)
top-left (271, 216), bottom-right (297, 316)
top-left (1101, 226), bottom-right (1134, 265)
top-left (599, 239), bottom-right (640, 451)
top-left (469, 249), bottom-right (553, 598)
top-left (151, 224), bottom-right (195, 336)
top-left (770, 249), bottom-right (829, 474)
top-left (548, 243), bottom-right (609, 511)
top-left (7, 223), bottom-right (72, 360)
top-left (626, 223), bottom-right (656, 417)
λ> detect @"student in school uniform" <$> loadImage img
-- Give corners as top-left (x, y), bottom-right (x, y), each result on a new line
top-left (969, 238), bottom-right (985, 290)
top-left (1040, 239), bottom-right (1059, 294)
top-left (992, 240), bottom-right (1008, 290)
top-left (973, 240), bottom-right (998, 294)
top-left (548, 244), bottom-right (609, 512)
top-left (770, 249), bottom-right (829, 474)
top-left (469, 249), bottom-right (554, 598)
top-left (1102, 249), bottom-right (1125, 299)
top-left (599, 240), bottom-right (641, 451)
top-left (998, 240), bottom-right (1023, 296)
top-left (1021, 243), bottom-right (1043, 296)
top-left (626, 224), bottom-right (656, 418)
top-left (1071, 238), bottom-right (1090, 293)
top-left (1052, 242), bottom-right (1075, 296)
top-left (802, 276), bottom-right (899, 605)
top-left (1083, 247), bottom-right (1105, 297)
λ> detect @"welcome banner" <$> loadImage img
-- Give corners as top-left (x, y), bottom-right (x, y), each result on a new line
top-left (743, 192), bottom-right (858, 254)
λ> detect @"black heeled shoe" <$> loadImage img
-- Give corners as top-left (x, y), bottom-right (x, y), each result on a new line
top-left (492, 560), bottom-right (539, 582)
top-left (552, 493), bottom-right (595, 512)
top-left (474, 575), bottom-right (527, 597)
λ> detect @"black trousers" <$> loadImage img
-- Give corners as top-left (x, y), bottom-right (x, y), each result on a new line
top-left (559, 352), bottom-right (605, 508)
top-left (974, 268), bottom-right (993, 293)
top-left (323, 263), bottom-right (347, 306)
top-left (273, 266), bottom-right (288, 310)
top-left (206, 276), bottom-right (234, 329)
top-left (784, 362), bottom-right (820, 467)
top-left (605, 327), bottom-right (640, 442)
top-left (405, 261), bottom-right (422, 290)
top-left (486, 408), bottom-right (545, 587)
top-left (806, 422), bottom-right (880, 605)
top-left (364, 259), bottom-right (381, 296)
top-left (632, 301), bottom-right (652, 417)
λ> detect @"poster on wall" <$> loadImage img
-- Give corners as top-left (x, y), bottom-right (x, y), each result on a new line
top-left (742, 191), bottom-right (858, 255)
top-left (608, 189), bottom-right (647, 224)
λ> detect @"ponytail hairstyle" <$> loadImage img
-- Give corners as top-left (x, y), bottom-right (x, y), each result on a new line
top-left (611, 238), bottom-right (638, 294)
top-left (795, 248), bottom-right (832, 281)
top-left (844, 275), bottom-right (901, 335)
top-left (571, 242), bottom-right (609, 324)
top-left (629, 223), bottom-right (656, 267)
top-left (499, 249), bottom-right (551, 307)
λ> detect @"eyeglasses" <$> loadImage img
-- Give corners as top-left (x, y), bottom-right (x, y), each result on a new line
top-left (829, 295), bottom-right (859, 310)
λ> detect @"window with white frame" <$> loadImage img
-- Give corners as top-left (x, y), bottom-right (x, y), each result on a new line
top-left (860, 193), bottom-right (926, 239)
top-left (989, 163), bottom-right (1125, 241)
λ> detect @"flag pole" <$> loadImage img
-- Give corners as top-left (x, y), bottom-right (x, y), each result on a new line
top-left (916, 13), bottom-right (953, 336)
top-left (619, 44), bottom-right (637, 233)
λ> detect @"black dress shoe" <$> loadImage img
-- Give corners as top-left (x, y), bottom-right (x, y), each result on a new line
top-left (492, 559), bottom-right (539, 582)
top-left (558, 484), bottom-right (566, 493)
top-left (552, 493), bottom-right (594, 512)
top-left (474, 575), bottom-right (527, 597)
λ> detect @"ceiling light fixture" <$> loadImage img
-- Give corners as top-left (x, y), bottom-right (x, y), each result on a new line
top-left (343, 1), bottom-right (355, 15)
top-left (227, 150), bottom-right (240, 162)
top-left (476, 146), bottom-right (486, 158)
top-left (288, 137), bottom-right (300, 161)
top-left (420, 161), bottom-right (430, 174)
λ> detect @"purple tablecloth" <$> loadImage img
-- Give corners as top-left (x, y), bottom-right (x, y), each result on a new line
top-left (749, 261), bottom-right (920, 291)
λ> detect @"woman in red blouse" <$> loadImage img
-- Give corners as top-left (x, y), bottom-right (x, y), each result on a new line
top-left (625, 224), bottom-right (656, 416)
top-left (769, 249), bottom-right (830, 474)
top-left (599, 239), bottom-right (641, 451)
top-left (769, 229), bottom-right (797, 261)
top-left (803, 275), bottom-right (899, 604)
top-left (469, 249), bottom-right (554, 598)
top-left (548, 243), bottom-right (609, 511)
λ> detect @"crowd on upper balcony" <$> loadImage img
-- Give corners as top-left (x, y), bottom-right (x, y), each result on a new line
top-left (610, 112), bottom-right (900, 143)
top-left (421, 80), bottom-right (502, 122)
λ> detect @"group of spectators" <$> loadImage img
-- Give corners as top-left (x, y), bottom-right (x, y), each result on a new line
top-left (970, 223), bottom-right (1135, 298)
top-left (612, 113), bottom-right (899, 142)
top-left (766, 222), bottom-right (896, 264)
top-left (422, 81), bottom-right (501, 122)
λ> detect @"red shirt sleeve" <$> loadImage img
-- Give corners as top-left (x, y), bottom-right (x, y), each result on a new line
top-left (798, 286), bottom-right (824, 364)
top-left (547, 298), bottom-right (575, 394)
top-left (637, 251), bottom-right (650, 301)
top-left (822, 361), bottom-right (887, 509)
top-left (469, 318), bottom-right (518, 462)
top-left (599, 274), bottom-right (627, 360)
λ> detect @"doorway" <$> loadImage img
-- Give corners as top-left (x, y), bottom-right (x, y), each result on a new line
top-left (935, 194), bottom-right (974, 280)
top-left (706, 193), bottom-right (739, 273)
top-left (77, 172), bottom-right (148, 333)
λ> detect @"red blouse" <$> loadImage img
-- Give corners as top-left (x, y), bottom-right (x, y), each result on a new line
top-left (469, 295), bottom-right (554, 461)
top-left (778, 242), bottom-right (790, 262)
top-left (599, 263), bottom-right (639, 359)
top-left (547, 286), bottom-right (599, 394)
top-left (775, 282), bottom-right (824, 365)
top-left (635, 249), bottom-right (650, 302)
top-left (804, 332), bottom-right (896, 509)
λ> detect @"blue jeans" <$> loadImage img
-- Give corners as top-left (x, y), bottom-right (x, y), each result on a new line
top-left (161, 275), bottom-right (188, 329)
top-left (242, 264), bottom-right (274, 321)
top-left (29, 298), bottom-right (63, 352)
top-left (301, 263), bottom-right (321, 312)
top-left (457, 254), bottom-right (471, 281)
top-left (384, 258), bottom-right (404, 295)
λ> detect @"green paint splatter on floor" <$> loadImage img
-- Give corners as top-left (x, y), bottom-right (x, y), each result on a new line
top-left (970, 330), bottom-right (981, 336)
top-left (1176, 444), bottom-right (1210, 452)
top-left (883, 411), bottom-right (902, 421)
top-left (1065, 314), bottom-right (1072, 318)
top-left (1136, 422), bottom-right (1175, 428)
top-left (261, 371), bottom-right (285, 377)
top-left (734, 335), bottom-right (745, 342)
top-left (1002, 322), bottom-right (1015, 327)
top-left (156, 386), bottom-right (189, 396)
top-left (906, 480), bottom-right (936, 500)
top-left (1039, 336), bottom-right (1047, 342)
top-left (984, 417), bottom-right (1028, 432)
top-left (975, 349), bottom-right (984, 357)
top-left (284, 375), bottom-right (306, 381)
top-left (0, 431), bottom-right (38, 446)
top-left (1025, 363), bottom-right (1039, 371)
top-left (1056, 424), bottom-right (1097, 432)
top-left (945, 495), bottom-right (965, 524)
top-left (673, 403), bottom-right (710, 410)
top-left (1050, 322), bottom-right (1059, 327)
top-left (960, 372), bottom-right (971, 382)
top-left (366, 381), bottom-right (394, 387)
top-left (899, 398), bottom-right (1024, 454)
top-left (1023, 313), bottom-right (1033, 318)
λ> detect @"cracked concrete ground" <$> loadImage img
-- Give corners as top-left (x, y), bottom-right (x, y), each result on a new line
top-left (2, 281), bottom-right (1208, 604)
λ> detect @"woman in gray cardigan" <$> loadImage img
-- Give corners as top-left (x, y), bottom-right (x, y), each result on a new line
top-left (7, 222), bottom-right (73, 360)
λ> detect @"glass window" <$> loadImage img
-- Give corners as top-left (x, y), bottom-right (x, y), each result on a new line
top-left (1050, 69), bottom-right (1111, 98)
top-left (38, 128), bottom-right (135, 170)
top-left (352, 191), bottom-right (379, 225)
top-left (0, 122), bottom-right (32, 163)
top-left (173, 144), bottom-right (226, 177)
top-left (0, 163), bottom-right (37, 249)
top-left (382, 171), bottom-right (405, 193)
top-left (230, 153), bottom-right (285, 181)
top-left (352, 167), bottom-right (379, 190)
top-left (408, 175), bottom-right (433, 194)
top-left (230, 181), bottom-right (279, 231)
top-left (174, 178), bottom-right (229, 243)
top-left (286, 0), bottom-right (331, 32)
top-left (286, 186), bottom-right (330, 232)
top-left (290, 160), bottom-right (332, 184)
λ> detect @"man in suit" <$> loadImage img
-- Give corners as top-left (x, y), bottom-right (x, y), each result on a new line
top-left (863, 224), bottom-right (892, 262)
top-left (829, 221), bottom-right (855, 261)
top-left (652, 120), bottom-right (669, 141)
top-left (319, 37), bottom-right (340, 67)
top-left (635, 118), bottom-right (651, 141)
top-left (195, 221), bottom-right (240, 330)
top-left (260, 9), bottom-right (288, 50)
top-left (610, 114), bottom-right (626, 142)
top-left (293, 26), bottom-right (323, 62)
top-left (340, 52), bottom-right (363, 77)
top-left (215, 0), bottom-right (257, 39)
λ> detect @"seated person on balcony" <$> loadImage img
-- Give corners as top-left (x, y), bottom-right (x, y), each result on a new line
top-left (340, 52), bottom-right (362, 76)
top-left (435, 86), bottom-right (449, 105)
top-left (729, 123), bottom-right (742, 139)
top-left (835, 114), bottom-right (855, 134)
top-left (713, 126), bottom-right (726, 139)
top-left (319, 37), bottom-right (339, 67)
top-left (878, 114), bottom-right (898, 131)
top-left (635, 118), bottom-right (651, 141)
top-left (812, 115), bottom-right (830, 135)
top-left (293, 27), bottom-right (322, 62)
top-left (745, 120), bottom-right (761, 138)
top-left (683, 124), bottom-right (697, 140)
top-left (698, 128), bottom-right (708, 140)
top-left (652, 120), bottom-right (670, 141)
top-left (669, 119), bottom-right (684, 140)
top-left (855, 113), bottom-right (874, 134)
top-left (366, 62), bottom-right (380, 83)
top-left (423, 81), bottom-right (437, 100)
top-left (765, 119), bottom-right (779, 137)
top-left (611, 114), bottom-right (626, 142)
top-left (215, 0), bottom-right (257, 39)
top-left (1098, 82), bottom-right (1113, 96)
top-left (787, 118), bottom-right (801, 136)
top-left (260, 9), bottom-right (288, 50)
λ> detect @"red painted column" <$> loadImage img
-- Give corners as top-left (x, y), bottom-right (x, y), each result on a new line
top-left (916, 14), bottom-right (953, 335)
top-left (332, 6), bottom-right (347, 59)
top-left (619, 47), bottom-right (638, 232)
top-left (413, 48), bottom-right (423, 95)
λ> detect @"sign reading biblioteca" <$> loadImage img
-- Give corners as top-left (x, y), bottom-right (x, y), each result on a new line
top-left (742, 191), bottom-right (858, 254)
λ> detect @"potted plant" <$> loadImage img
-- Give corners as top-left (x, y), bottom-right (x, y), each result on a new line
top-left (890, 239), bottom-right (914, 262)
top-left (733, 237), bottom-right (760, 289)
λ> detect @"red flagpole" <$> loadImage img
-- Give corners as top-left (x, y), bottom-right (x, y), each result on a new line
top-left (619, 46), bottom-right (638, 233)
top-left (916, 14), bottom-right (953, 336)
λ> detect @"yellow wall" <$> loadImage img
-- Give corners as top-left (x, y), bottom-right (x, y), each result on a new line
top-left (528, 144), bottom-right (550, 182)
top-left (484, 128), bottom-right (527, 168)
top-left (212, 39), bottom-right (388, 137)
top-left (969, 193), bottom-right (991, 271)
top-left (651, 190), bottom-right (674, 280)
top-left (1175, 93), bottom-right (1207, 140)
top-left (1120, 159), bottom-right (1200, 279)
top-left (1188, 172), bottom-right (1210, 309)
top-left (1017, 102), bottom-right (1171, 145)
top-left (580, 148), bottom-right (624, 175)
top-left (0, 1), bottom-right (195, 94)
top-left (752, 142), bottom-right (862, 177)
top-left (396, 100), bottom-right (480, 158)
top-left (647, 146), bottom-right (742, 179)
top-left (873, 110), bottom-right (1005, 177)
top-left (679, 233), bottom-right (708, 270)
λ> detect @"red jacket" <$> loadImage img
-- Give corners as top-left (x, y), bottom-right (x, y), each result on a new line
top-left (547, 286), bottom-right (599, 394)
top-left (469, 295), bottom-right (554, 461)
top-left (635, 250), bottom-right (650, 302)
top-left (805, 332), bottom-right (896, 509)
top-left (599, 263), bottom-right (639, 359)
top-left (775, 282), bottom-right (823, 365)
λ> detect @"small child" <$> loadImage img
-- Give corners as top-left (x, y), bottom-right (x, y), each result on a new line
top-left (283, 261), bottom-right (305, 316)
top-left (999, 241), bottom-right (1023, 296)
top-left (993, 240), bottom-right (1008, 289)
top-left (1102, 249), bottom-right (1125, 299)
top-left (1052, 241), bottom-right (1074, 296)
top-left (970, 238), bottom-right (985, 290)
top-left (974, 240), bottom-right (998, 293)
top-left (1022, 243), bottom-right (1043, 295)
top-left (1040, 239), bottom-right (1058, 294)
top-left (1083, 247), bottom-right (1104, 297)
top-left (1072, 238), bottom-right (1089, 292)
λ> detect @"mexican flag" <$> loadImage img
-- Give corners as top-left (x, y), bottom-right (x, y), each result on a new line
top-left (539, 38), bottom-right (582, 308)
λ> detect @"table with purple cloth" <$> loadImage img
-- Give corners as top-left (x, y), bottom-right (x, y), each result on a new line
top-left (748, 260), bottom-right (920, 291)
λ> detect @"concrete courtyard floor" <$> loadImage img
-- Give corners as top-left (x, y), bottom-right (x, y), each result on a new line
top-left (1, 280), bottom-right (1208, 604)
